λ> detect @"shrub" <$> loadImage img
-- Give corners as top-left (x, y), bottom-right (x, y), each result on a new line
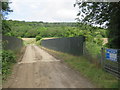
top-left (2, 50), bottom-right (16, 80)
top-left (36, 35), bottom-right (42, 41)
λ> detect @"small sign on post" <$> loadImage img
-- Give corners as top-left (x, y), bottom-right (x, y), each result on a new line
top-left (106, 49), bottom-right (118, 62)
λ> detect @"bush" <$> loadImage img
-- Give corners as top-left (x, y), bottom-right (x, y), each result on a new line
top-left (36, 35), bottom-right (42, 41)
top-left (2, 50), bottom-right (16, 80)
top-left (85, 41), bottom-right (101, 58)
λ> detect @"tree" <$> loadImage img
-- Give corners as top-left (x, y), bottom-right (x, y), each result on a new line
top-left (75, 1), bottom-right (120, 48)
top-left (1, 2), bottom-right (12, 17)
top-left (2, 20), bottom-right (11, 35)
top-left (1, 1), bottom-right (13, 35)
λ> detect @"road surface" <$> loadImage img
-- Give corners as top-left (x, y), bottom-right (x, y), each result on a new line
top-left (3, 45), bottom-right (95, 88)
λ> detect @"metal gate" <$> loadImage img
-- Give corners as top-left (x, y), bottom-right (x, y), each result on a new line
top-left (101, 48), bottom-right (120, 78)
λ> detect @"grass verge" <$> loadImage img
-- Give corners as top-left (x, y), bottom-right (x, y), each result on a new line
top-left (40, 46), bottom-right (119, 88)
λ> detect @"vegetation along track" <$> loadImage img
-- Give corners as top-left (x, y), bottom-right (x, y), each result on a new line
top-left (3, 45), bottom-right (95, 88)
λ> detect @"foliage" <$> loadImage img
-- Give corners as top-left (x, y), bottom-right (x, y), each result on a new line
top-left (75, 1), bottom-right (120, 49)
top-left (74, 2), bottom-right (109, 25)
top-left (1, 2), bottom-right (13, 17)
top-left (2, 20), bottom-right (11, 35)
top-left (1, 1), bottom-right (13, 35)
top-left (36, 35), bottom-right (42, 41)
top-left (6, 20), bottom-right (107, 39)
top-left (5, 20), bottom-right (77, 38)
top-left (23, 38), bottom-right (36, 46)
top-left (107, 3), bottom-right (120, 49)
top-left (85, 41), bottom-right (102, 58)
top-left (2, 50), bottom-right (16, 80)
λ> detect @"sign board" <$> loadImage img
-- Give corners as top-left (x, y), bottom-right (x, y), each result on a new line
top-left (106, 49), bottom-right (118, 62)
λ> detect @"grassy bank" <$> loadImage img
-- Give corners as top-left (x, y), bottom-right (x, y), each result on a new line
top-left (40, 46), bottom-right (118, 88)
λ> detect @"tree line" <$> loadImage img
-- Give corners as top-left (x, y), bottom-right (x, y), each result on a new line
top-left (4, 20), bottom-right (107, 40)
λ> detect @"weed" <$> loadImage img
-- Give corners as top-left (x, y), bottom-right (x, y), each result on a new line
top-left (2, 50), bottom-right (16, 80)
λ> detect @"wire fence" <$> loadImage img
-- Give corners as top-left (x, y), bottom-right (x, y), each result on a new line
top-left (83, 42), bottom-right (120, 78)
top-left (83, 42), bottom-right (102, 66)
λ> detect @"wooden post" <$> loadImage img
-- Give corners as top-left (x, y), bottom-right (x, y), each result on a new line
top-left (101, 48), bottom-right (105, 69)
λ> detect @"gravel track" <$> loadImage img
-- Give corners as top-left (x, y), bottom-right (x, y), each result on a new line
top-left (3, 45), bottom-right (95, 88)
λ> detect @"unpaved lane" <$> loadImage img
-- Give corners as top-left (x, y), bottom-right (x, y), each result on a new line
top-left (3, 45), bottom-right (95, 88)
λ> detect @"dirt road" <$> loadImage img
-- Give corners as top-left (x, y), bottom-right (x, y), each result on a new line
top-left (3, 45), bottom-right (94, 88)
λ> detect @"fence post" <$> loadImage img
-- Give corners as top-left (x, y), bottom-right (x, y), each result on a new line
top-left (83, 42), bottom-right (86, 56)
top-left (101, 48), bottom-right (105, 69)
top-left (118, 49), bottom-right (120, 79)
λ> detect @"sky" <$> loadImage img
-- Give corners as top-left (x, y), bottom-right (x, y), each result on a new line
top-left (7, 0), bottom-right (79, 22)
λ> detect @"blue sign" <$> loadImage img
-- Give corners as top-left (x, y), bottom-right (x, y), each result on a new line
top-left (106, 49), bottom-right (118, 62)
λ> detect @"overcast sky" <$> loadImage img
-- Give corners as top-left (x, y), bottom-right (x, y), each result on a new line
top-left (7, 0), bottom-right (79, 22)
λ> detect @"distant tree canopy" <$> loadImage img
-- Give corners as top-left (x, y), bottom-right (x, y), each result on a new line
top-left (75, 1), bottom-right (120, 49)
top-left (1, 1), bottom-right (13, 35)
top-left (6, 20), bottom-right (107, 43)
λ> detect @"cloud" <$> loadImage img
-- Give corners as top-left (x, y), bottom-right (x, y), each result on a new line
top-left (8, 0), bottom-right (78, 22)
